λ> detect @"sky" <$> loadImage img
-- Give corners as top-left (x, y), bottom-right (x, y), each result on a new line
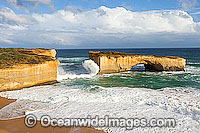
top-left (0, 0), bottom-right (200, 48)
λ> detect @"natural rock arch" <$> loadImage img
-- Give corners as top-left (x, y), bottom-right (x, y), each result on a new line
top-left (89, 51), bottom-right (186, 74)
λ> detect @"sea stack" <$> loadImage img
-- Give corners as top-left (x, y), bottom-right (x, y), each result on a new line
top-left (0, 48), bottom-right (59, 92)
top-left (89, 51), bottom-right (186, 74)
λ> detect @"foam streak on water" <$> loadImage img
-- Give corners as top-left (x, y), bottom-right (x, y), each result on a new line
top-left (58, 57), bottom-right (87, 62)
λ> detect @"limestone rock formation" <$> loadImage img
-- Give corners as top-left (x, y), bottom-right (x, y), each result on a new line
top-left (28, 49), bottom-right (57, 59)
top-left (0, 49), bottom-right (59, 91)
top-left (89, 51), bottom-right (186, 74)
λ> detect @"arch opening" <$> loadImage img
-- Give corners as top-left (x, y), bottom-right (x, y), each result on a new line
top-left (130, 64), bottom-right (146, 72)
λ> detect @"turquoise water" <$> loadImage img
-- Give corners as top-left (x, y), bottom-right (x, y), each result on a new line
top-left (1, 48), bottom-right (200, 132)
top-left (56, 48), bottom-right (200, 90)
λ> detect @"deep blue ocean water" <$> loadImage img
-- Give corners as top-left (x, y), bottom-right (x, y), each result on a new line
top-left (56, 48), bottom-right (200, 90)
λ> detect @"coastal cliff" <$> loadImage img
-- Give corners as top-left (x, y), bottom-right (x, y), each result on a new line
top-left (0, 48), bottom-right (59, 91)
top-left (89, 51), bottom-right (186, 74)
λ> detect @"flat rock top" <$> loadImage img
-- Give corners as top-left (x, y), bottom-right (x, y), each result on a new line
top-left (89, 51), bottom-right (184, 60)
top-left (0, 48), bottom-right (55, 69)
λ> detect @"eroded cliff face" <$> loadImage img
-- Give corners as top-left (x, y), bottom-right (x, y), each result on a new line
top-left (28, 49), bottom-right (57, 59)
top-left (89, 51), bottom-right (186, 74)
top-left (0, 49), bottom-right (59, 92)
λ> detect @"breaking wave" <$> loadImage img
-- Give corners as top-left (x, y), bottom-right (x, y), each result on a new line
top-left (57, 59), bottom-right (99, 80)
top-left (185, 65), bottom-right (200, 74)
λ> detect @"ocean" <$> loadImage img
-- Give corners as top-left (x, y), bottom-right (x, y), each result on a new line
top-left (56, 48), bottom-right (200, 89)
top-left (0, 48), bottom-right (200, 132)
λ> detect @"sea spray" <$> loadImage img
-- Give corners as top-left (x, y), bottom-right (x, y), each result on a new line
top-left (57, 59), bottom-right (99, 80)
top-left (82, 60), bottom-right (99, 76)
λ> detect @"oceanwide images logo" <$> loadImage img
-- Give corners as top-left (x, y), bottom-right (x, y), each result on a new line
top-left (24, 114), bottom-right (176, 129)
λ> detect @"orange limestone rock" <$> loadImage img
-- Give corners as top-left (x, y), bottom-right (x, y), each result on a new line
top-left (0, 48), bottom-right (59, 92)
top-left (89, 51), bottom-right (186, 74)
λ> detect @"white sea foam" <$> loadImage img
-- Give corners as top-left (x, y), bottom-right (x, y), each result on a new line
top-left (185, 65), bottom-right (200, 74)
top-left (0, 85), bottom-right (200, 132)
top-left (82, 60), bottom-right (99, 75)
top-left (188, 62), bottom-right (200, 65)
top-left (58, 57), bottom-right (87, 62)
top-left (59, 63), bottom-right (75, 66)
top-left (57, 59), bottom-right (99, 80)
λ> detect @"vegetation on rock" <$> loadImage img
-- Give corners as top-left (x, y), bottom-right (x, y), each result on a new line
top-left (0, 48), bottom-right (54, 69)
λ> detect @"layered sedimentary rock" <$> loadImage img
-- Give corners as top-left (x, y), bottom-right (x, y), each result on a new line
top-left (28, 49), bottom-right (57, 59)
top-left (0, 49), bottom-right (59, 92)
top-left (89, 51), bottom-right (186, 74)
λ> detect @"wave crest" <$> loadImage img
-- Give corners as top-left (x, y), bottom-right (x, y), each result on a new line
top-left (57, 59), bottom-right (99, 80)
